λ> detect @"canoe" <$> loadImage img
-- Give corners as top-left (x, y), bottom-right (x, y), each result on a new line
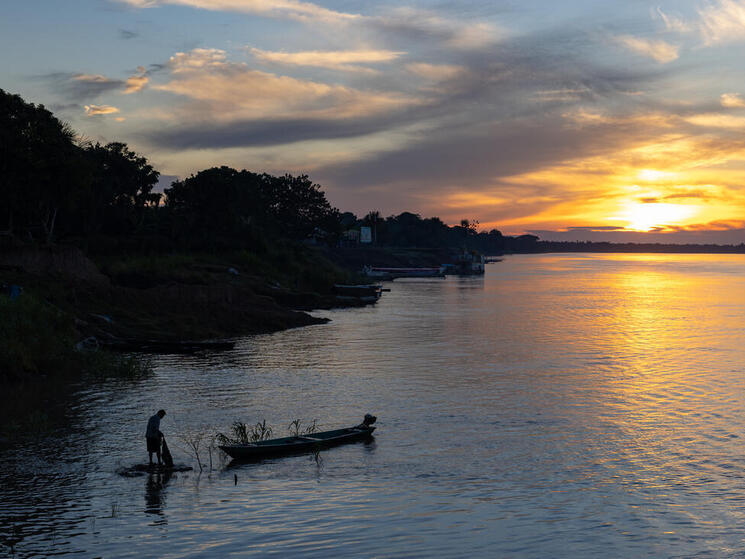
top-left (219, 425), bottom-right (376, 460)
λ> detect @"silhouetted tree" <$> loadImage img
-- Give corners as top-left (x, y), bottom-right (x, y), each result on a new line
top-left (82, 142), bottom-right (160, 235)
top-left (0, 89), bottom-right (85, 241)
top-left (164, 168), bottom-right (340, 245)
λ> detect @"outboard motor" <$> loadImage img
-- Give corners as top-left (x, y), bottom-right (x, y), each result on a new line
top-left (361, 414), bottom-right (377, 427)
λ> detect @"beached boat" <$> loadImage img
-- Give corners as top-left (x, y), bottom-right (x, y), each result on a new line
top-left (219, 418), bottom-right (377, 460)
top-left (333, 283), bottom-right (383, 304)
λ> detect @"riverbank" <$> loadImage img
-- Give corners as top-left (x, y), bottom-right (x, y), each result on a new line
top-left (0, 243), bottom-right (366, 344)
top-left (0, 241), bottom-right (364, 435)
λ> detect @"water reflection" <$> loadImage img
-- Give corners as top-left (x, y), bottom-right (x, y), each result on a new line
top-left (145, 471), bottom-right (172, 522)
top-left (3, 254), bottom-right (745, 557)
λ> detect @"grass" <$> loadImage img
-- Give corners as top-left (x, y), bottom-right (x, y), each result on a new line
top-left (92, 240), bottom-right (356, 295)
top-left (216, 420), bottom-right (275, 445)
top-left (0, 293), bottom-right (151, 383)
top-left (288, 419), bottom-right (319, 437)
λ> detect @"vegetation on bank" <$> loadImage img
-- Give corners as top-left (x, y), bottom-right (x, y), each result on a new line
top-left (0, 293), bottom-right (150, 384)
top-left (0, 293), bottom-right (152, 439)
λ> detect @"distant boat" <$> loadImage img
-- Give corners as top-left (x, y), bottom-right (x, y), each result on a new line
top-left (333, 283), bottom-right (384, 303)
top-left (363, 266), bottom-right (445, 279)
top-left (219, 420), bottom-right (377, 460)
top-left (442, 249), bottom-right (485, 276)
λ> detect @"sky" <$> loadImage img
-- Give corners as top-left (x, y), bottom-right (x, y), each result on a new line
top-left (2, 0), bottom-right (745, 242)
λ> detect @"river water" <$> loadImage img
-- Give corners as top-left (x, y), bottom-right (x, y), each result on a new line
top-left (3, 253), bottom-right (745, 558)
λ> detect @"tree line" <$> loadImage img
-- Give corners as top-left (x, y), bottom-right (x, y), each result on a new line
top-left (340, 211), bottom-right (509, 253)
top-left (0, 90), bottom-right (341, 251)
top-left (1, 89), bottom-right (514, 254)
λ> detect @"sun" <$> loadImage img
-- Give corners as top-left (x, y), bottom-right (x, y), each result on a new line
top-left (637, 169), bottom-right (672, 181)
top-left (622, 202), bottom-right (698, 232)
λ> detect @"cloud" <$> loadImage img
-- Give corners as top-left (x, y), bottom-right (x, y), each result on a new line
top-left (721, 93), bottom-right (745, 108)
top-left (84, 104), bottom-right (121, 116)
top-left (141, 30), bottom-right (661, 155)
top-left (124, 75), bottom-right (148, 93)
top-left (50, 103), bottom-right (83, 112)
top-left (614, 35), bottom-right (679, 63)
top-left (685, 113), bottom-right (745, 128)
top-left (532, 88), bottom-right (592, 103)
top-left (663, 189), bottom-right (719, 201)
top-left (406, 63), bottom-right (467, 81)
top-left (249, 48), bottom-right (404, 73)
top-left (39, 72), bottom-right (124, 100)
top-left (74, 74), bottom-right (121, 88)
top-left (373, 7), bottom-right (498, 50)
top-left (655, 2), bottom-right (745, 47)
top-left (316, 112), bottom-right (659, 210)
top-left (62, 2), bottom-right (745, 238)
top-left (654, 7), bottom-right (692, 33)
top-left (115, 0), bottom-right (358, 24)
top-left (698, 0), bottom-right (745, 45)
top-left (114, 0), bottom-right (498, 50)
top-left (39, 68), bottom-right (152, 99)
top-left (124, 67), bottom-right (149, 93)
top-left (150, 48), bottom-right (420, 129)
top-left (168, 48), bottom-right (229, 71)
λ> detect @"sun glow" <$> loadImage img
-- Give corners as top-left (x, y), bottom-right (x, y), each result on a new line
top-left (622, 202), bottom-right (698, 232)
top-left (637, 169), bottom-right (673, 181)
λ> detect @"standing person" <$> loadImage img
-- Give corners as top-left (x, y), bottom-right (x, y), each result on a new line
top-left (146, 409), bottom-right (166, 466)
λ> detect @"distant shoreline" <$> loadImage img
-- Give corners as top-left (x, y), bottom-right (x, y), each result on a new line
top-left (497, 240), bottom-right (745, 255)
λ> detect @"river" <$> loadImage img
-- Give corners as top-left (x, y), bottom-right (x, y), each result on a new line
top-left (3, 253), bottom-right (745, 557)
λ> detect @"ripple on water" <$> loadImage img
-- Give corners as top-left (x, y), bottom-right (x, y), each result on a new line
top-left (3, 254), bottom-right (745, 557)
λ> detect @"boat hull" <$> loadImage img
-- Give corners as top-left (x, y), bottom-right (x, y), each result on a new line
top-left (219, 426), bottom-right (375, 460)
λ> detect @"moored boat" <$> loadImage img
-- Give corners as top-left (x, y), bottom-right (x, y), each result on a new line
top-left (363, 266), bottom-right (445, 279)
top-left (219, 416), bottom-right (377, 460)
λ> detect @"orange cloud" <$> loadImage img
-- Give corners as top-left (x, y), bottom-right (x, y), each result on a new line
top-left (84, 104), bottom-right (120, 116)
top-left (124, 75), bottom-right (149, 94)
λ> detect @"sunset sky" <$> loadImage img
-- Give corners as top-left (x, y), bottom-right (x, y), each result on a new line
top-left (3, 0), bottom-right (745, 241)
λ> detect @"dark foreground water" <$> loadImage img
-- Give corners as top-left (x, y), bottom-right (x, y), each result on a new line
top-left (4, 253), bottom-right (745, 558)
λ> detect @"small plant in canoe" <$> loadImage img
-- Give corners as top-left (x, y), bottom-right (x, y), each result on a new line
top-left (287, 419), bottom-right (319, 437)
top-left (216, 420), bottom-right (273, 444)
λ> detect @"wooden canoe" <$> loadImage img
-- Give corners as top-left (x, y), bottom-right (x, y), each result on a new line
top-left (219, 425), bottom-right (375, 460)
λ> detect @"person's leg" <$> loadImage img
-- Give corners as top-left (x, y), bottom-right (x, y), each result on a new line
top-left (149, 451), bottom-right (154, 465)
top-left (156, 448), bottom-right (162, 465)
